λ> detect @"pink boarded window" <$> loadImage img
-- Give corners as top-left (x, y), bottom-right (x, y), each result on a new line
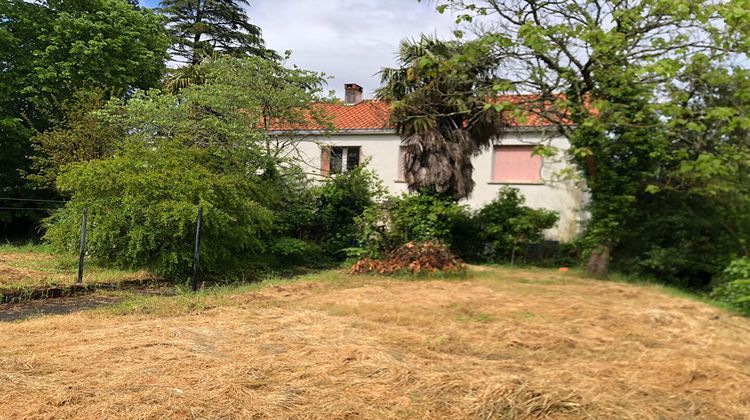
top-left (492, 146), bottom-right (542, 183)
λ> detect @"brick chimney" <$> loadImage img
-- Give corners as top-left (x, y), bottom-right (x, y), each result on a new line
top-left (344, 83), bottom-right (363, 104)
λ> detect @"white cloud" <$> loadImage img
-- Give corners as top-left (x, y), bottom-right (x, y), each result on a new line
top-left (250, 0), bottom-right (457, 98)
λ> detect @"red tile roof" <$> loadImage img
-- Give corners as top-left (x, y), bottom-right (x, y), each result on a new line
top-left (316, 100), bottom-right (392, 131)
top-left (271, 98), bottom-right (559, 132)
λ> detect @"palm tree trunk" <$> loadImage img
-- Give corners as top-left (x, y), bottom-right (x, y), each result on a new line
top-left (585, 243), bottom-right (611, 277)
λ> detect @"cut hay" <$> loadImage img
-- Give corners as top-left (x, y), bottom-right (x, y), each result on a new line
top-left (0, 267), bottom-right (749, 418)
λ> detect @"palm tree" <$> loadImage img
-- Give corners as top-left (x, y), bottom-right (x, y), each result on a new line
top-left (376, 35), bottom-right (509, 200)
top-left (164, 61), bottom-right (208, 94)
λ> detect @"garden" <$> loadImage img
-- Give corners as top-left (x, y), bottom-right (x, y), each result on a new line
top-left (1, 0), bottom-right (750, 417)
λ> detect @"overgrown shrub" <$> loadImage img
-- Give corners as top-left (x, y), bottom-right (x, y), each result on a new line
top-left (41, 56), bottom-right (337, 277)
top-left (355, 187), bottom-right (559, 265)
top-left (613, 190), bottom-right (741, 289)
top-left (259, 163), bottom-right (384, 263)
top-left (29, 89), bottom-right (124, 188)
top-left (45, 140), bottom-right (274, 278)
top-left (351, 240), bottom-right (465, 275)
top-left (710, 258), bottom-right (750, 314)
top-left (356, 192), bottom-right (470, 258)
top-left (307, 165), bottom-right (385, 259)
top-left (388, 192), bottom-right (469, 244)
top-left (268, 237), bottom-right (323, 267)
top-left (473, 187), bottom-right (559, 263)
top-left (259, 167), bottom-right (322, 267)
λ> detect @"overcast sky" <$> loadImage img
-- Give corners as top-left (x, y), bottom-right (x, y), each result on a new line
top-left (140, 0), bottom-right (458, 99)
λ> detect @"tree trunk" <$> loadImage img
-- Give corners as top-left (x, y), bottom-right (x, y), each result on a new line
top-left (191, 1), bottom-right (204, 66)
top-left (585, 243), bottom-right (611, 277)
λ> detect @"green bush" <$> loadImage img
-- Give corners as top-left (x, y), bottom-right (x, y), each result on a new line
top-left (389, 192), bottom-right (469, 244)
top-left (710, 258), bottom-right (750, 314)
top-left (356, 187), bottom-right (559, 263)
top-left (613, 190), bottom-right (740, 289)
top-left (357, 192), bottom-right (471, 258)
top-left (474, 187), bottom-right (559, 263)
top-left (268, 237), bottom-right (323, 267)
top-left (44, 140), bottom-right (274, 278)
top-left (307, 165), bottom-right (385, 259)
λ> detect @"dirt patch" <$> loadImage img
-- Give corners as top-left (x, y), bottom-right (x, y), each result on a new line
top-left (0, 278), bottom-right (169, 304)
top-left (0, 295), bottom-right (123, 322)
top-left (0, 284), bottom-right (177, 321)
top-left (0, 267), bottom-right (748, 418)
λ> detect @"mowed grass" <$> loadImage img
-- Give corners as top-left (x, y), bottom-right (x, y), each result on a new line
top-left (1, 267), bottom-right (750, 418)
top-left (0, 244), bottom-right (153, 292)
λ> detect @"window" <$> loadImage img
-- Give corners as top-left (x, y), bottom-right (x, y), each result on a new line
top-left (321, 146), bottom-right (360, 176)
top-left (492, 145), bottom-right (542, 183)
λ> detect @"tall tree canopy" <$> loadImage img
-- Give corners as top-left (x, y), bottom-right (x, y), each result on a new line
top-left (0, 0), bottom-right (169, 237)
top-left (159, 0), bottom-right (274, 65)
top-left (44, 56), bottom-right (330, 276)
top-left (614, 58), bottom-right (750, 285)
top-left (377, 35), bottom-right (510, 200)
top-left (431, 0), bottom-right (750, 276)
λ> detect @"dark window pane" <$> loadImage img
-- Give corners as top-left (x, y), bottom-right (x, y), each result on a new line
top-left (346, 147), bottom-right (360, 171)
top-left (330, 147), bottom-right (343, 174)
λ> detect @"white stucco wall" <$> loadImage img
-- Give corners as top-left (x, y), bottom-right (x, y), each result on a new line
top-left (290, 129), bottom-right (585, 241)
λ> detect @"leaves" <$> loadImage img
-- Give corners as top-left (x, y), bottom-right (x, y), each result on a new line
top-left (160, 0), bottom-right (276, 64)
top-left (439, 0), bottom-right (750, 277)
top-left (351, 240), bottom-right (465, 275)
top-left (474, 187), bottom-right (558, 262)
top-left (0, 0), bottom-right (169, 232)
top-left (42, 56), bottom-right (331, 277)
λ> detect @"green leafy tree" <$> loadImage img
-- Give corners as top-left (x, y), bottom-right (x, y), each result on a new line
top-left (33, 55), bottom-right (331, 192)
top-left (0, 0), bottom-right (169, 236)
top-left (613, 59), bottom-right (750, 286)
top-left (45, 139), bottom-right (274, 277)
top-left (198, 54), bottom-right (333, 166)
top-left (309, 165), bottom-right (386, 258)
top-left (475, 187), bottom-right (558, 264)
top-left (434, 0), bottom-right (748, 276)
top-left (159, 0), bottom-right (274, 65)
top-left (5, 0), bottom-right (169, 113)
top-left (45, 56), bottom-right (331, 276)
top-left (29, 89), bottom-right (125, 188)
top-left (376, 35), bottom-right (511, 200)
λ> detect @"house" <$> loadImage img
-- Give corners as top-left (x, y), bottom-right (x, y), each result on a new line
top-left (288, 84), bottom-right (586, 241)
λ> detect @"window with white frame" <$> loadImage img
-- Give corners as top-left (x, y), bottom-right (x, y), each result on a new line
top-left (321, 146), bottom-right (361, 176)
top-left (492, 145), bottom-right (542, 183)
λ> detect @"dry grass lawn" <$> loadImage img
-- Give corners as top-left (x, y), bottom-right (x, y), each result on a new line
top-left (1, 267), bottom-right (749, 419)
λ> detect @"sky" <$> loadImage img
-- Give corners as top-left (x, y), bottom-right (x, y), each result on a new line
top-left (139, 0), bottom-right (458, 99)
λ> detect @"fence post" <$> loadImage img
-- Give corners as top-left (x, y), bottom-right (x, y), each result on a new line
top-left (191, 207), bottom-right (203, 292)
top-left (77, 208), bottom-right (88, 284)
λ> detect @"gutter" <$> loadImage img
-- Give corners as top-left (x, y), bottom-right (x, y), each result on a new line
top-left (269, 125), bottom-right (561, 137)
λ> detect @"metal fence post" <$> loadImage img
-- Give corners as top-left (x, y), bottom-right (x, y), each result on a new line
top-left (77, 208), bottom-right (88, 284)
top-left (191, 207), bottom-right (203, 292)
